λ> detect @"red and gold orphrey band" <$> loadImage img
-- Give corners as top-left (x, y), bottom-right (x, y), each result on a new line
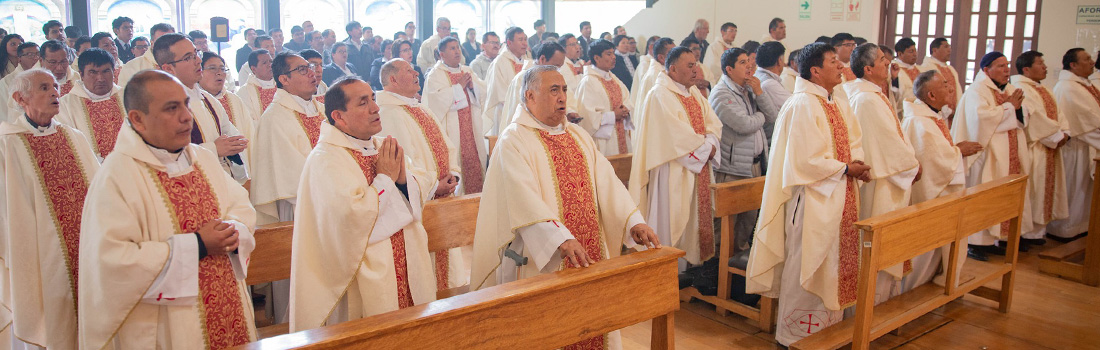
top-left (347, 150), bottom-right (415, 309)
top-left (215, 95), bottom-right (237, 126)
top-left (151, 164), bottom-right (250, 349)
top-left (81, 95), bottom-right (126, 158)
top-left (990, 87), bottom-right (1023, 236)
top-left (293, 111), bottom-right (323, 148)
top-left (597, 77), bottom-right (629, 154)
top-left (1033, 83), bottom-right (1063, 221)
top-left (20, 130), bottom-right (89, 316)
top-left (444, 70), bottom-right (484, 194)
top-left (401, 105), bottom-right (453, 290)
top-left (903, 67), bottom-right (920, 81)
top-left (59, 80), bottom-right (74, 97)
top-left (257, 86), bottom-right (277, 111)
top-left (674, 93), bottom-right (716, 261)
top-left (817, 96), bottom-right (860, 308)
top-left (535, 129), bottom-right (608, 350)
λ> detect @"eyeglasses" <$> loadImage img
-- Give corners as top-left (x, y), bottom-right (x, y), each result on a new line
top-left (133, 45), bottom-right (149, 50)
top-left (167, 50), bottom-right (202, 65)
top-left (204, 65), bottom-right (230, 73)
top-left (286, 63), bottom-right (318, 76)
top-left (19, 52), bottom-right (39, 58)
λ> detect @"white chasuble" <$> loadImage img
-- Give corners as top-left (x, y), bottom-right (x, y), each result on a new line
top-left (289, 123), bottom-right (436, 332)
top-left (920, 56), bottom-right (963, 101)
top-left (471, 107), bottom-right (645, 350)
top-left (210, 88), bottom-right (256, 165)
top-left (79, 126), bottom-right (256, 350)
top-left (56, 81), bottom-right (126, 160)
top-left (632, 63), bottom-right (666, 121)
top-left (575, 66), bottom-right (634, 156)
top-left (1050, 70), bottom-right (1100, 238)
top-left (1, 118), bottom-right (99, 350)
top-left (377, 90), bottom-right (467, 291)
top-left (236, 75), bottom-right (278, 123)
top-left (423, 62), bottom-right (488, 193)
top-left (1012, 75), bottom-right (1070, 235)
top-left (116, 50), bottom-right (157, 88)
top-left (480, 50), bottom-right (526, 137)
top-left (628, 74), bottom-right (722, 265)
top-left (951, 72), bottom-right (1033, 244)
top-left (186, 85), bottom-right (250, 183)
top-left (893, 59), bottom-right (922, 115)
top-left (250, 89), bottom-right (325, 224)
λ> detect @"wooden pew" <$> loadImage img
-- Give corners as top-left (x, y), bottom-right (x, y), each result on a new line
top-left (678, 177), bottom-right (776, 333)
top-left (790, 174), bottom-right (1028, 350)
top-left (246, 194), bottom-right (483, 338)
top-left (232, 247), bottom-right (685, 349)
top-left (606, 153), bottom-right (632, 185)
top-left (486, 136), bottom-right (498, 156)
top-left (1038, 158), bottom-right (1100, 286)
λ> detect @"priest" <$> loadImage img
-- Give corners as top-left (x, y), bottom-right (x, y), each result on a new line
top-left (629, 47), bottom-right (722, 268)
top-left (499, 42), bottom-right (567, 132)
top-left (1051, 48), bottom-right (1100, 241)
top-left (575, 39), bottom-right (634, 156)
top-left (893, 38), bottom-right (922, 112)
top-left (200, 52), bottom-right (255, 163)
top-left (116, 23), bottom-right (174, 86)
top-left (57, 48), bottom-right (126, 160)
top-left (289, 78), bottom-right (437, 332)
top-left (703, 22), bottom-right (738, 84)
top-left (631, 38), bottom-right (676, 117)
top-left (1011, 51), bottom-right (1069, 244)
top-left (481, 27), bottom-right (529, 137)
top-left (952, 52), bottom-right (1032, 260)
top-left (423, 37), bottom-right (488, 194)
top-left (0, 42), bottom-right (39, 122)
top-left (470, 65), bottom-right (660, 350)
top-left (416, 17), bottom-right (462, 73)
top-left (557, 34), bottom-right (585, 107)
top-left (2, 68), bottom-right (100, 350)
top-left (744, 43), bottom-right (871, 346)
top-left (920, 38), bottom-right (963, 101)
top-left (40, 40), bottom-right (79, 98)
top-left (79, 69), bottom-right (257, 349)
top-left (377, 58), bottom-right (464, 291)
top-left (237, 49), bottom-right (277, 121)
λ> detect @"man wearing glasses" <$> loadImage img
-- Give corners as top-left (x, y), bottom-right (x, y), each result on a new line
top-left (39, 40), bottom-right (78, 98)
top-left (831, 33), bottom-right (858, 83)
top-left (152, 33), bottom-right (249, 182)
top-left (0, 42), bottom-right (39, 122)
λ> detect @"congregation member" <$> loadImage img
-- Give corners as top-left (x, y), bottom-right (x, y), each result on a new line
top-left (482, 27), bottom-right (529, 136)
top-left (117, 23), bottom-right (174, 86)
top-left (746, 43), bottom-right (870, 346)
top-left (369, 40), bottom-right (394, 89)
top-left (0, 34), bottom-right (22, 80)
top-left (237, 35), bottom-right (276, 87)
top-left (703, 22), bottom-right (737, 84)
top-left (238, 48), bottom-right (277, 120)
top-left (322, 43), bottom-right (358, 87)
top-left (57, 48), bottom-right (125, 160)
top-left (754, 41), bottom-right (790, 142)
top-left (609, 35), bottom-right (639, 90)
top-left (762, 18), bottom-right (786, 44)
top-left (423, 36), bottom-right (488, 194)
top-left (111, 16), bottom-right (136, 62)
top-left (289, 78), bottom-right (437, 332)
top-left (578, 21), bottom-right (594, 61)
top-left (575, 39), bottom-right (635, 156)
top-left (462, 28), bottom-right (480, 64)
top-left (1050, 48), bottom-right (1100, 241)
top-left (417, 17), bottom-right (460, 73)
top-left (685, 19), bottom-right (710, 62)
top-left (235, 28), bottom-right (257, 72)
top-left (470, 32), bottom-right (499, 79)
top-left (920, 38), bottom-right (963, 102)
top-left (471, 65), bottom-right (660, 350)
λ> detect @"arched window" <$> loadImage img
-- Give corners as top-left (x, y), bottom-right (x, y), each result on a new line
top-left (93, 0), bottom-right (173, 40)
top-left (0, 0), bottom-right (65, 44)
top-left (282, 0), bottom-right (346, 33)
top-left (355, 0), bottom-right (415, 39)
top-left (490, 0), bottom-right (537, 35)
top-left (434, 0), bottom-right (484, 39)
top-left (188, 0), bottom-right (259, 39)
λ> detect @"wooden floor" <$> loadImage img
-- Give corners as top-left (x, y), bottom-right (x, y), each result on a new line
top-left (620, 240), bottom-right (1100, 350)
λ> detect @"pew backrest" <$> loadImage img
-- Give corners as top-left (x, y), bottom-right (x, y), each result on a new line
top-left (247, 221), bottom-right (294, 285)
top-left (606, 153), bottom-right (632, 185)
top-left (422, 194), bottom-right (481, 253)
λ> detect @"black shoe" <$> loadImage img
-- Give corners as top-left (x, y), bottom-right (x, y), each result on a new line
top-left (678, 272), bottom-right (694, 290)
top-left (967, 247), bottom-right (989, 261)
top-left (1048, 232), bottom-right (1087, 243)
top-left (976, 243), bottom-right (1007, 255)
top-left (1000, 240), bottom-right (1029, 252)
top-left (693, 258), bottom-right (720, 296)
top-left (1021, 238), bottom-right (1047, 246)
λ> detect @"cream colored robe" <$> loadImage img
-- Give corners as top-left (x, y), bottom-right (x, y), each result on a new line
top-left (893, 59), bottom-right (922, 116)
top-left (952, 72), bottom-right (1033, 244)
top-left (481, 50), bottom-right (527, 137)
top-left (78, 126), bottom-right (257, 350)
top-left (423, 62), bottom-right (489, 172)
top-left (116, 49), bottom-right (157, 89)
top-left (920, 56), bottom-right (963, 100)
top-left (209, 88), bottom-right (256, 166)
top-left (236, 75), bottom-right (278, 123)
top-left (289, 123), bottom-right (436, 332)
top-left (416, 34), bottom-right (465, 74)
top-left (56, 81), bottom-right (126, 160)
top-left (746, 77), bottom-right (864, 309)
top-left (470, 107), bottom-right (645, 350)
top-left (1012, 75), bottom-right (1070, 235)
top-left (185, 84), bottom-right (249, 182)
top-left (632, 62), bottom-right (665, 120)
top-left (575, 65), bottom-right (635, 156)
top-left (632, 54), bottom-right (653, 94)
top-left (1, 117), bottom-right (99, 350)
top-left (628, 74), bottom-right (722, 265)
top-left (560, 57), bottom-right (583, 95)
top-left (250, 89), bottom-right (326, 224)
top-left (780, 67), bottom-right (798, 94)
top-left (0, 66), bottom-right (27, 123)
top-left (903, 100), bottom-right (967, 203)
top-left (377, 90), bottom-right (467, 289)
top-left (1050, 70), bottom-right (1100, 238)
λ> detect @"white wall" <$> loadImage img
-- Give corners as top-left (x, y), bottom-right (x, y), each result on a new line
top-left (622, 0), bottom-right (881, 52)
top-left (1037, 0), bottom-right (1100, 85)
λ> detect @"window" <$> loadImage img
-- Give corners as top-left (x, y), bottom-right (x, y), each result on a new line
top-left (92, 0), bottom-right (174, 41)
top-left (882, 0), bottom-right (1042, 85)
top-left (355, 0), bottom-right (415, 40)
top-left (489, 0), bottom-right (538, 36)
top-left (435, 0), bottom-right (485, 40)
top-left (554, 0), bottom-right (643, 38)
top-left (0, 0), bottom-right (66, 44)
top-left (282, 0), bottom-right (346, 33)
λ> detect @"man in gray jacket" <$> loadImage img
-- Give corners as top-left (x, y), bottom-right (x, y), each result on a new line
top-left (708, 47), bottom-right (778, 250)
top-left (753, 41), bottom-right (790, 143)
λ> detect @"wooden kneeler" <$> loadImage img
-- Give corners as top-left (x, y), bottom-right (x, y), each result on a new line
top-left (791, 174), bottom-right (1028, 350)
top-left (246, 221), bottom-right (295, 338)
top-left (233, 248), bottom-right (686, 349)
top-left (606, 153), bottom-right (632, 185)
top-left (678, 177), bottom-right (776, 333)
top-left (1038, 157), bottom-right (1100, 286)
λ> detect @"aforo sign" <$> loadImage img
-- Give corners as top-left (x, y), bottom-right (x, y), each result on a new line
top-left (1079, 6), bottom-right (1100, 25)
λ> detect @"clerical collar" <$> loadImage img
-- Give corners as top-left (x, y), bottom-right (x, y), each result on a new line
top-left (185, 83), bottom-right (203, 101)
top-left (344, 132), bottom-right (379, 155)
top-left (669, 79), bottom-right (691, 96)
top-left (145, 143), bottom-right (193, 176)
top-left (252, 76), bottom-right (276, 89)
top-left (896, 60), bottom-right (917, 69)
top-left (82, 83), bottom-right (112, 100)
top-left (441, 63), bottom-right (463, 73)
top-left (289, 92), bottom-right (318, 115)
top-left (530, 112), bottom-right (566, 135)
top-left (993, 81), bottom-right (1008, 91)
top-left (380, 90), bottom-right (419, 105)
top-left (23, 115), bottom-right (56, 134)
top-left (590, 65), bottom-right (612, 80)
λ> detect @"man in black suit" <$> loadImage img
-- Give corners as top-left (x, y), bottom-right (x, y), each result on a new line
top-left (235, 28), bottom-right (257, 71)
top-left (322, 42), bottom-right (357, 86)
top-left (578, 21), bottom-right (593, 61)
top-left (342, 21), bottom-right (375, 79)
top-left (111, 16), bottom-right (135, 62)
top-left (684, 19), bottom-right (710, 63)
top-left (610, 35), bottom-right (639, 90)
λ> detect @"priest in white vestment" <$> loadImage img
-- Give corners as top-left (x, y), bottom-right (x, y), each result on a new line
top-left (423, 37), bottom-right (488, 193)
top-left (703, 23), bottom-right (738, 85)
top-left (56, 49), bottom-right (126, 160)
top-left (377, 58), bottom-right (467, 291)
top-left (920, 38), bottom-right (963, 103)
top-left (416, 17), bottom-right (464, 74)
top-left (892, 38), bottom-right (923, 114)
top-left (631, 38), bottom-right (676, 119)
top-left (903, 70), bottom-right (982, 289)
top-left (744, 43), bottom-right (871, 346)
top-left (289, 78), bottom-right (437, 332)
top-left (780, 50), bottom-right (799, 93)
top-left (39, 41), bottom-right (79, 99)
top-left (116, 24), bottom-right (174, 87)
top-left (235, 35), bottom-right (276, 89)
top-left (629, 47), bottom-right (722, 267)
top-left (200, 52), bottom-right (255, 165)
top-left (0, 43), bottom-right (39, 123)
top-left (952, 52), bottom-right (1033, 260)
top-left (1011, 51), bottom-right (1070, 244)
top-left (471, 66), bottom-right (660, 350)
top-left (2, 69), bottom-right (100, 350)
top-left (500, 42), bottom-right (570, 132)
top-left (1050, 48), bottom-right (1100, 240)
top-left (558, 34), bottom-right (585, 117)
top-left (237, 49), bottom-right (278, 122)
top-left (576, 40), bottom-right (635, 156)
top-left (301, 49), bottom-right (328, 103)
top-left (79, 70), bottom-right (257, 350)
top-left (843, 43), bottom-right (921, 297)
top-left (481, 27), bottom-right (529, 137)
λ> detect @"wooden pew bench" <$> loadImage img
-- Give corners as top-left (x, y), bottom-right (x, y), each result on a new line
top-left (246, 194), bottom-right (483, 339)
top-left (1038, 157), bottom-right (1100, 286)
top-left (790, 174), bottom-right (1028, 350)
top-left (232, 248), bottom-right (685, 349)
top-left (678, 177), bottom-right (777, 333)
top-left (606, 153), bottom-right (632, 185)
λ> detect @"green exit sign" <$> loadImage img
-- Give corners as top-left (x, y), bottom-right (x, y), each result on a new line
top-left (800, 0), bottom-right (812, 20)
